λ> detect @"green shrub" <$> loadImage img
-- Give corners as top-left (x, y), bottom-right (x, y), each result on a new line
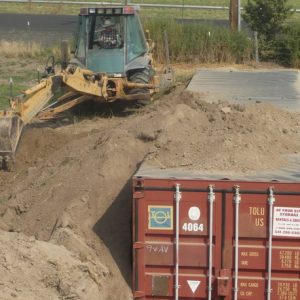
top-left (243, 0), bottom-right (292, 41)
top-left (255, 23), bottom-right (300, 67)
top-left (274, 24), bottom-right (300, 67)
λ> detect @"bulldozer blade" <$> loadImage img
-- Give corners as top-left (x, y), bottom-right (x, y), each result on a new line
top-left (0, 115), bottom-right (23, 170)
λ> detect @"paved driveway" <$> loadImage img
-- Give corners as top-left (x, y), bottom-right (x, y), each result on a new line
top-left (188, 68), bottom-right (300, 111)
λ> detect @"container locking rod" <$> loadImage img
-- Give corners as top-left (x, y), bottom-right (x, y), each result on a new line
top-left (233, 185), bottom-right (241, 300)
top-left (208, 184), bottom-right (215, 300)
top-left (267, 187), bottom-right (275, 300)
top-left (174, 183), bottom-right (182, 300)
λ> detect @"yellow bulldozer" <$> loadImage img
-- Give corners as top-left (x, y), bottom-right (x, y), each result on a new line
top-left (0, 6), bottom-right (159, 170)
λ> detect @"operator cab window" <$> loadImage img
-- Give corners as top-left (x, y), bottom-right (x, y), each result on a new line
top-left (126, 15), bottom-right (147, 62)
top-left (76, 16), bottom-right (86, 60)
top-left (92, 16), bottom-right (124, 49)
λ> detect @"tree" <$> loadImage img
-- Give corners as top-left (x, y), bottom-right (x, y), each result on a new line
top-left (243, 0), bottom-right (292, 40)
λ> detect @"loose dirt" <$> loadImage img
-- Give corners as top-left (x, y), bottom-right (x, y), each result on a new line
top-left (0, 84), bottom-right (299, 299)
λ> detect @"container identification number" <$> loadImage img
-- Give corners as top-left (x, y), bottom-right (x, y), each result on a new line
top-left (182, 222), bottom-right (204, 232)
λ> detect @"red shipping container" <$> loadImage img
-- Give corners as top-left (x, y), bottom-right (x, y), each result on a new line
top-left (132, 168), bottom-right (300, 300)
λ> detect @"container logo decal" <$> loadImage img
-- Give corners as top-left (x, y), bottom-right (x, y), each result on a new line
top-left (148, 206), bottom-right (173, 230)
top-left (188, 207), bottom-right (201, 221)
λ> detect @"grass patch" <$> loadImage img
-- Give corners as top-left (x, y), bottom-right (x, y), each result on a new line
top-left (174, 67), bottom-right (196, 84)
top-left (0, 40), bottom-right (60, 59)
top-left (0, 40), bottom-right (42, 58)
top-left (0, 40), bottom-right (61, 109)
top-left (0, 71), bottom-right (38, 110)
top-left (145, 18), bottom-right (253, 64)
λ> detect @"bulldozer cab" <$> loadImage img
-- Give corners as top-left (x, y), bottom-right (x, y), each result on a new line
top-left (74, 6), bottom-right (148, 75)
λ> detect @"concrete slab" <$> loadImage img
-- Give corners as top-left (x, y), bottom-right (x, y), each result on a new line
top-left (187, 68), bottom-right (300, 111)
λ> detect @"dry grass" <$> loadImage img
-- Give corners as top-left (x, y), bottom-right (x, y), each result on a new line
top-left (0, 40), bottom-right (42, 58)
top-left (0, 40), bottom-right (61, 60)
top-left (145, 19), bottom-right (253, 64)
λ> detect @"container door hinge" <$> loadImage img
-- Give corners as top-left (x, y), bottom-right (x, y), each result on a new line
top-left (133, 191), bottom-right (144, 199)
top-left (134, 291), bottom-right (145, 298)
top-left (133, 178), bottom-right (145, 189)
top-left (133, 242), bottom-right (144, 249)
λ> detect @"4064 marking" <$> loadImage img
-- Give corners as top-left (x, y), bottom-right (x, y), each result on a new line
top-left (182, 222), bottom-right (204, 232)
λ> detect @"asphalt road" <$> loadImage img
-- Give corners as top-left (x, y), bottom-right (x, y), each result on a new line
top-left (0, 13), bottom-right (77, 46)
top-left (188, 68), bottom-right (300, 111)
top-left (0, 13), bottom-right (77, 32)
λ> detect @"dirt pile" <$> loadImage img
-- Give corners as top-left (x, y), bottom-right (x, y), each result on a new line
top-left (0, 229), bottom-right (109, 300)
top-left (0, 86), bottom-right (299, 299)
top-left (136, 90), bottom-right (300, 172)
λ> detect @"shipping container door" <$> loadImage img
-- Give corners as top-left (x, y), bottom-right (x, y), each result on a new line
top-left (133, 181), bottom-right (223, 299)
top-left (223, 185), bottom-right (300, 300)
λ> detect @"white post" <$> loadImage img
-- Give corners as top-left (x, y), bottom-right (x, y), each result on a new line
top-left (254, 31), bottom-right (259, 63)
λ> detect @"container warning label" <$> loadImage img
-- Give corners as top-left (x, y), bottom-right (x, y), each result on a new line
top-left (273, 207), bottom-right (300, 237)
top-left (148, 206), bottom-right (173, 230)
top-left (187, 280), bottom-right (200, 293)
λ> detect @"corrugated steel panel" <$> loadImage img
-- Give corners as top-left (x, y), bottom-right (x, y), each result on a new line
top-left (132, 172), bottom-right (300, 300)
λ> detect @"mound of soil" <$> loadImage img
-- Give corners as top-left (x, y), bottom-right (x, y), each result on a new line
top-left (0, 229), bottom-right (109, 300)
top-left (0, 86), bottom-right (299, 299)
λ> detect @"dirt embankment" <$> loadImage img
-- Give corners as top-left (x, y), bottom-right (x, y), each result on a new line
top-left (0, 86), bottom-right (299, 299)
